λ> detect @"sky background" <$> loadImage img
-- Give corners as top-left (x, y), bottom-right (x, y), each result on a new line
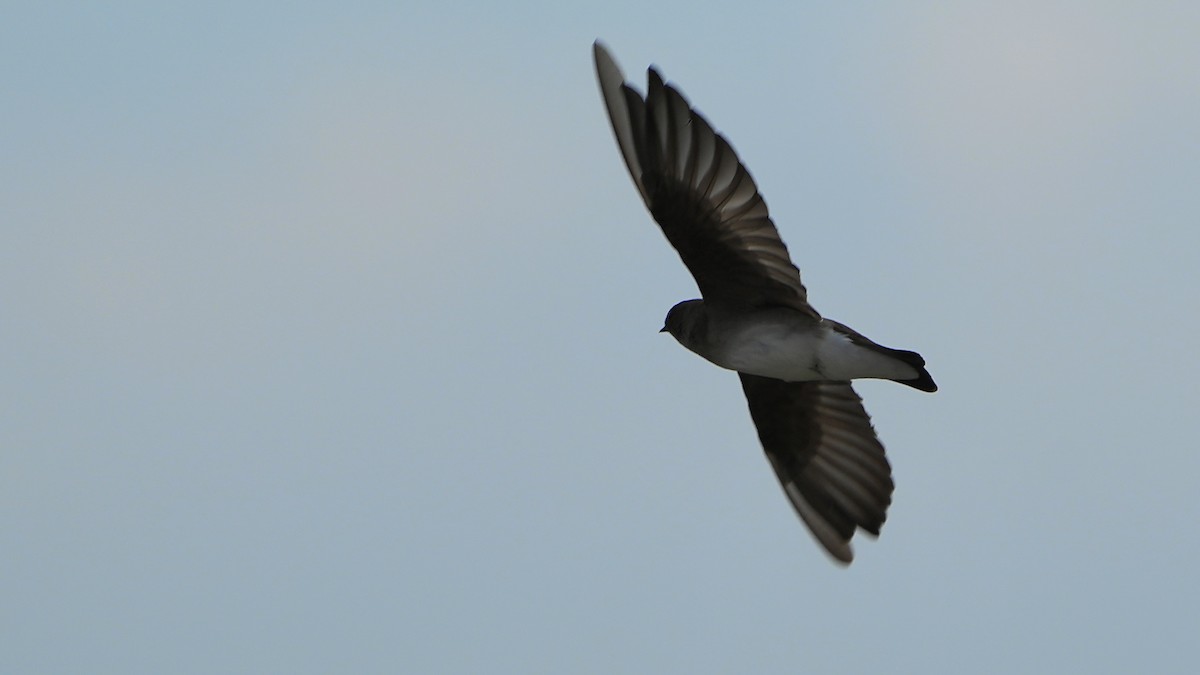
top-left (3, 2), bottom-right (1198, 673)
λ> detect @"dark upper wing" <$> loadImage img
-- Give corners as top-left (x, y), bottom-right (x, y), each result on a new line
top-left (738, 374), bottom-right (894, 564)
top-left (594, 42), bottom-right (819, 318)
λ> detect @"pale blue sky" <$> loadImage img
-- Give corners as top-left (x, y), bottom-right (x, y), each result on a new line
top-left (3, 2), bottom-right (1198, 673)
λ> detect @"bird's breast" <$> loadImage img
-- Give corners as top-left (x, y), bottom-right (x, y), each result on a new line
top-left (701, 319), bottom-right (918, 383)
top-left (709, 321), bottom-right (824, 380)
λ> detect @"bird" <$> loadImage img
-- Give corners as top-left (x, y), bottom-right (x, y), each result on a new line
top-left (593, 41), bottom-right (937, 565)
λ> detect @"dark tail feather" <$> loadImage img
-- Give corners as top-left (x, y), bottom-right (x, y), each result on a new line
top-left (823, 319), bottom-right (938, 393)
top-left (889, 349), bottom-right (938, 393)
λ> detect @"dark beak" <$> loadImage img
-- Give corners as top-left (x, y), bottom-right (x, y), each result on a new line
top-left (659, 326), bottom-right (668, 333)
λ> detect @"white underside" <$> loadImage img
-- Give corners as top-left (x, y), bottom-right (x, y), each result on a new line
top-left (703, 322), bottom-right (918, 382)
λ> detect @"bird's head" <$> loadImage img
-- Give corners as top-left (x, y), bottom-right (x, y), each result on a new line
top-left (661, 299), bottom-right (706, 344)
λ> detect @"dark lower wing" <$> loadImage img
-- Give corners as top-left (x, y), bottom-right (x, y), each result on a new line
top-left (738, 374), bottom-right (894, 564)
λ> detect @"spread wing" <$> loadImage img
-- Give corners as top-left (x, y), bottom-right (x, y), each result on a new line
top-left (738, 374), bottom-right (894, 564)
top-left (594, 41), bottom-right (819, 318)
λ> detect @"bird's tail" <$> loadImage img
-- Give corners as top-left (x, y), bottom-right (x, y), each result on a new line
top-left (887, 349), bottom-right (937, 392)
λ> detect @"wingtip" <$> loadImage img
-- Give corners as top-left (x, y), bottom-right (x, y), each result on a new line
top-left (592, 40), bottom-right (625, 95)
top-left (821, 537), bottom-right (854, 566)
top-left (593, 40), bottom-right (619, 74)
top-left (785, 481), bottom-right (856, 565)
